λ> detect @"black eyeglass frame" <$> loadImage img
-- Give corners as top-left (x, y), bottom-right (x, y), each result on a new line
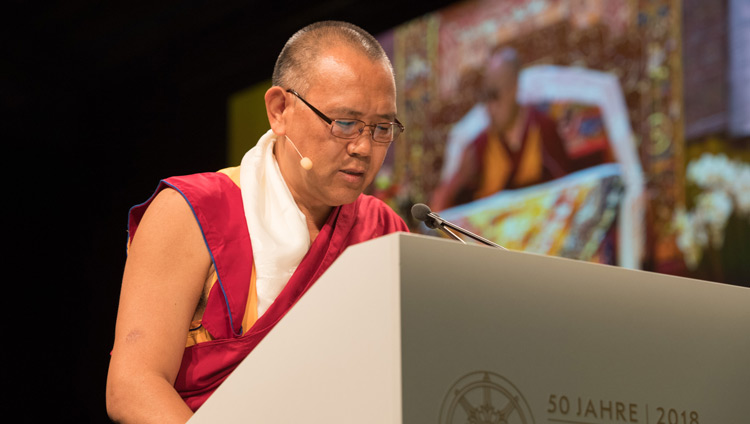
top-left (286, 89), bottom-right (404, 144)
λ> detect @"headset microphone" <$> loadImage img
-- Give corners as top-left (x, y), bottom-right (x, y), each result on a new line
top-left (285, 135), bottom-right (313, 170)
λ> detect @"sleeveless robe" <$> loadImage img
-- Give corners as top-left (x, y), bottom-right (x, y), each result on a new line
top-left (127, 170), bottom-right (408, 410)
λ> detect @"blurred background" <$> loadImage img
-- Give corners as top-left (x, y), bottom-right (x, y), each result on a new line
top-left (6, 0), bottom-right (747, 421)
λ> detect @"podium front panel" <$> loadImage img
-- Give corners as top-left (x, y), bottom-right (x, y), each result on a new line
top-left (398, 234), bottom-right (749, 424)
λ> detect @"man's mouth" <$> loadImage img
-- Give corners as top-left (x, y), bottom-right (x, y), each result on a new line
top-left (339, 168), bottom-right (366, 182)
top-left (341, 169), bottom-right (365, 175)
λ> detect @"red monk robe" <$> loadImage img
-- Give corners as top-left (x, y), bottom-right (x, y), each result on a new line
top-left (127, 167), bottom-right (408, 411)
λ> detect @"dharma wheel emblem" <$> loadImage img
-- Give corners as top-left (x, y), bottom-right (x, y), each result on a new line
top-left (439, 371), bottom-right (534, 424)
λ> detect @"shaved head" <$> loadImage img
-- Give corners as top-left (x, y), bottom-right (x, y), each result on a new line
top-left (486, 47), bottom-right (521, 77)
top-left (272, 21), bottom-right (394, 94)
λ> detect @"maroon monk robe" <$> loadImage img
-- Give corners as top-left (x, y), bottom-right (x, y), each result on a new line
top-left (128, 172), bottom-right (408, 411)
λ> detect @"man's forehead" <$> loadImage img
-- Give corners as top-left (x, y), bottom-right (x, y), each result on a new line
top-left (299, 45), bottom-right (396, 116)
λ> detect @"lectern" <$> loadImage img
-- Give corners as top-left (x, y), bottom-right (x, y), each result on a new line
top-left (189, 232), bottom-right (749, 423)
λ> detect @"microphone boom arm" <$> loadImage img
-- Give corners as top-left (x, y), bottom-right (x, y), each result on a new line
top-left (411, 203), bottom-right (506, 250)
top-left (427, 213), bottom-right (505, 249)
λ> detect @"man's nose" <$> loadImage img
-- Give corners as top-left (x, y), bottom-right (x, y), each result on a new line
top-left (347, 128), bottom-right (373, 156)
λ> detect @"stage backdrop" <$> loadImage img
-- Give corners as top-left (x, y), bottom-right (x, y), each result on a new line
top-left (228, 0), bottom-right (749, 286)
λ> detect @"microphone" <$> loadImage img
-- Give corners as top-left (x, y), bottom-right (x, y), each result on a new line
top-left (285, 135), bottom-right (313, 170)
top-left (411, 203), bottom-right (507, 250)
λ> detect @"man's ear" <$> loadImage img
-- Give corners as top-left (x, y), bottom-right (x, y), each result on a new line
top-left (265, 86), bottom-right (288, 135)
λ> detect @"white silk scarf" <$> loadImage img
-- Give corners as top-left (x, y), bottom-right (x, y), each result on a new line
top-left (239, 130), bottom-right (310, 317)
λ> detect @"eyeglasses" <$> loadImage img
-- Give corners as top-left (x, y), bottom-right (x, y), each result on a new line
top-left (286, 89), bottom-right (404, 144)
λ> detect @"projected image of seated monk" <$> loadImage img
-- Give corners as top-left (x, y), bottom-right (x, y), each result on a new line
top-left (430, 47), bottom-right (614, 211)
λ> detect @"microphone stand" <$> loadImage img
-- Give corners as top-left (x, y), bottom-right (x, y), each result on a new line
top-left (426, 214), bottom-right (506, 250)
top-left (432, 222), bottom-right (466, 244)
top-left (412, 203), bottom-right (506, 250)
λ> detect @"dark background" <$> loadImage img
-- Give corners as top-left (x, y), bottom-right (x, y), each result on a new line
top-left (6, 1), bottom-right (454, 421)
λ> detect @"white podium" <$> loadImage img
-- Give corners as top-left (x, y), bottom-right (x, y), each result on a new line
top-left (190, 232), bottom-right (749, 423)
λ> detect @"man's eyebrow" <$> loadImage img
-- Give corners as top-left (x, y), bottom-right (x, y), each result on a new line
top-left (328, 107), bottom-right (397, 121)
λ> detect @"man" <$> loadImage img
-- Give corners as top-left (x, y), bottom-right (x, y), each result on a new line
top-left (106, 21), bottom-right (408, 423)
top-left (430, 47), bottom-right (578, 211)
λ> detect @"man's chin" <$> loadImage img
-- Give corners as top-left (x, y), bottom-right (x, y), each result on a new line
top-left (326, 188), bottom-right (364, 207)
